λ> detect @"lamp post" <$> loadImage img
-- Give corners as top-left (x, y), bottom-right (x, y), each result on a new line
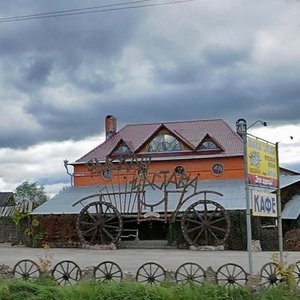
top-left (236, 119), bottom-right (267, 274)
top-left (276, 142), bottom-right (284, 263)
top-left (64, 159), bottom-right (73, 186)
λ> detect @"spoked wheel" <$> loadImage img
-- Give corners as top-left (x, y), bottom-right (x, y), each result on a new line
top-left (260, 262), bottom-right (282, 288)
top-left (175, 262), bottom-right (205, 284)
top-left (51, 260), bottom-right (82, 285)
top-left (77, 201), bottom-right (123, 246)
top-left (12, 259), bottom-right (40, 281)
top-left (181, 200), bottom-right (230, 246)
top-left (94, 261), bottom-right (123, 282)
top-left (293, 261), bottom-right (300, 286)
top-left (136, 262), bottom-right (166, 285)
top-left (216, 263), bottom-right (247, 288)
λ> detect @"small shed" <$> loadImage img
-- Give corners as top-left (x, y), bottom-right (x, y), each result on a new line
top-left (0, 192), bottom-right (33, 244)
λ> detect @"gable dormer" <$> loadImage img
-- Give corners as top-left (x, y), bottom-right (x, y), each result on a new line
top-left (148, 131), bottom-right (182, 152)
top-left (197, 134), bottom-right (224, 152)
top-left (109, 139), bottom-right (133, 156)
top-left (136, 124), bottom-right (193, 154)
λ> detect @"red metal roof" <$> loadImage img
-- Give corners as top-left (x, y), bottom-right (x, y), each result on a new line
top-left (75, 119), bottom-right (243, 163)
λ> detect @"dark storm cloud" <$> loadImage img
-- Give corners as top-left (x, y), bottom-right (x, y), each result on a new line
top-left (0, 1), bottom-right (143, 87)
top-left (6, 61), bottom-right (300, 149)
top-left (0, 0), bottom-right (300, 151)
top-left (155, 60), bottom-right (204, 85)
top-left (25, 58), bottom-right (53, 83)
top-left (12, 57), bottom-right (54, 92)
top-left (0, 1), bottom-right (147, 149)
top-left (202, 45), bottom-right (250, 67)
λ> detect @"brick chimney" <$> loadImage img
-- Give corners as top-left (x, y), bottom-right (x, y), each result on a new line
top-left (105, 115), bottom-right (117, 139)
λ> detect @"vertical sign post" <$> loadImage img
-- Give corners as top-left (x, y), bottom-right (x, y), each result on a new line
top-left (236, 119), bottom-right (253, 274)
top-left (237, 119), bottom-right (280, 274)
top-left (276, 142), bottom-right (284, 263)
top-left (247, 133), bottom-right (281, 266)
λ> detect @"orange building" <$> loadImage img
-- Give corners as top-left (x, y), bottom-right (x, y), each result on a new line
top-left (73, 115), bottom-right (244, 186)
top-left (31, 116), bottom-right (300, 250)
top-left (33, 116), bottom-right (251, 248)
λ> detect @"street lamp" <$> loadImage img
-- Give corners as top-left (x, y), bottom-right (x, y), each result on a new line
top-left (236, 118), bottom-right (267, 274)
top-left (64, 159), bottom-right (73, 186)
top-left (247, 120), bottom-right (267, 130)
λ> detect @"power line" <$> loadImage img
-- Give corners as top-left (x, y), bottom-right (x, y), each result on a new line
top-left (0, 0), bottom-right (153, 21)
top-left (0, 0), bottom-right (197, 24)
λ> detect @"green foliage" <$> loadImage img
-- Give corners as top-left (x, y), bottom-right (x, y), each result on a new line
top-left (32, 232), bottom-right (45, 248)
top-left (167, 221), bottom-right (187, 248)
top-left (15, 181), bottom-right (48, 208)
top-left (226, 211), bottom-right (262, 250)
top-left (0, 280), bottom-right (299, 300)
top-left (227, 211), bottom-right (247, 250)
top-left (271, 253), bottom-right (296, 289)
top-left (0, 280), bottom-right (10, 299)
top-left (11, 211), bottom-right (29, 227)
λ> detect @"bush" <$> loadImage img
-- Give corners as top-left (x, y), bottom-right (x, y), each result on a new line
top-left (284, 228), bottom-right (300, 251)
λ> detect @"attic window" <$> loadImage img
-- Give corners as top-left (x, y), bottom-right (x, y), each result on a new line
top-left (112, 144), bottom-right (131, 156)
top-left (198, 139), bottom-right (219, 151)
top-left (148, 134), bottom-right (182, 152)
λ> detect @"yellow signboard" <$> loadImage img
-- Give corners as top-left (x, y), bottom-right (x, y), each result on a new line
top-left (247, 136), bottom-right (278, 188)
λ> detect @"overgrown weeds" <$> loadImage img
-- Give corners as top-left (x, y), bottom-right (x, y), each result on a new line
top-left (0, 279), bottom-right (299, 300)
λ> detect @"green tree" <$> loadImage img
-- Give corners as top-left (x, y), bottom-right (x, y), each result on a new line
top-left (15, 181), bottom-right (48, 208)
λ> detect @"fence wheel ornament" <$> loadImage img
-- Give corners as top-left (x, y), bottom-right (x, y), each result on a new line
top-left (216, 263), bottom-right (247, 288)
top-left (136, 262), bottom-right (166, 285)
top-left (260, 262), bottom-right (282, 288)
top-left (12, 259), bottom-right (40, 281)
top-left (175, 262), bottom-right (205, 284)
top-left (293, 261), bottom-right (300, 286)
top-left (51, 260), bottom-right (82, 285)
top-left (93, 261), bottom-right (123, 282)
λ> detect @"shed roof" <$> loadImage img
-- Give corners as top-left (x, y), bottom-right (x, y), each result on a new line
top-left (280, 175), bottom-right (300, 189)
top-left (0, 192), bottom-right (15, 206)
top-left (0, 201), bottom-right (33, 217)
top-left (282, 194), bottom-right (300, 220)
top-left (75, 119), bottom-right (243, 163)
top-left (31, 179), bottom-right (246, 215)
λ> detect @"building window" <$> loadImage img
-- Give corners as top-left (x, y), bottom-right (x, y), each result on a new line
top-left (148, 134), bottom-right (182, 152)
top-left (199, 139), bottom-right (219, 151)
top-left (175, 166), bottom-right (185, 176)
top-left (102, 168), bottom-right (112, 180)
top-left (113, 144), bottom-right (131, 156)
top-left (212, 163), bottom-right (224, 175)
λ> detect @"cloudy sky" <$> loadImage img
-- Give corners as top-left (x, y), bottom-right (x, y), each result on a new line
top-left (0, 0), bottom-right (300, 197)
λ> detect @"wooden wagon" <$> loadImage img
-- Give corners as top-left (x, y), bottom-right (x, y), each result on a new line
top-left (72, 155), bottom-right (231, 248)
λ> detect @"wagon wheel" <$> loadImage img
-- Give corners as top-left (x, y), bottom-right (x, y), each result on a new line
top-left (12, 259), bottom-right (40, 281)
top-left (175, 262), bottom-right (205, 284)
top-left (293, 261), bottom-right (300, 286)
top-left (77, 201), bottom-right (123, 246)
top-left (216, 263), bottom-right (247, 288)
top-left (136, 262), bottom-right (166, 285)
top-left (94, 261), bottom-right (123, 282)
top-left (260, 262), bottom-right (282, 288)
top-left (181, 200), bottom-right (230, 246)
top-left (51, 260), bottom-right (81, 285)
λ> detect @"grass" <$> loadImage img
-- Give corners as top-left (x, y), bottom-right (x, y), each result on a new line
top-left (0, 279), bottom-right (299, 300)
